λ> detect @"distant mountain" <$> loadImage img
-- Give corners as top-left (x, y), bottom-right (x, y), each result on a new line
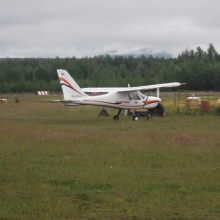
top-left (103, 48), bottom-right (172, 58)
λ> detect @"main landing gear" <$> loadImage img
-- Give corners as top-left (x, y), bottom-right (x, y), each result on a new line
top-left (113, 109), bottom-right (121, 120)
top-left (113, 109), bottom-right (152, 121)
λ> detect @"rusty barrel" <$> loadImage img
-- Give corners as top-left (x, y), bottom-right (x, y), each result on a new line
top-left (186, 97), bottom-right (201, 110)
top-left (201, 101), bottom-right (210, 112)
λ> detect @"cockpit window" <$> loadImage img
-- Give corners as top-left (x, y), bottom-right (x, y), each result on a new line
top-left (128, 92), bottom-right (141, 100)
top-left (133, 94), bottom-right (141, 100)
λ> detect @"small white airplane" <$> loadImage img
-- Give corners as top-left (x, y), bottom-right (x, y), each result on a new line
top-left (54, 69), bottom-right (184, 121)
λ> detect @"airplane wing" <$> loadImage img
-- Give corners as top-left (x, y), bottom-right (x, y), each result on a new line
top-left (82, 82), bottom-right (184, 93)
top-left (116, 82), bottom-right (183, 92)
top-left (82, 88), bottom-right (117, 93)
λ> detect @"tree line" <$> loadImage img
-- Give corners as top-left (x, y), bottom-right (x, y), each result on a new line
top-left (0, 43), bottom-right (220, 93)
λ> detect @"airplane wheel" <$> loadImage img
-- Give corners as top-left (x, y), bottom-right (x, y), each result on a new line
top-left (113, 115), bottom-right (119, 120)
top-left (133, 116), bottom-right (139, 121)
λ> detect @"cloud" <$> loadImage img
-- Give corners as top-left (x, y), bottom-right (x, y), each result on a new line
top-left (1, 0), bottom-right (220, 58)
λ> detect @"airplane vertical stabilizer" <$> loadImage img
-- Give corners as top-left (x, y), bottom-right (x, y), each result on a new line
top-left (57, 69), bottom-right (87, 99)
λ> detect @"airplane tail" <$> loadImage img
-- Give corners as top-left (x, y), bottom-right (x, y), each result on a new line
top-left (57, 69), bottom-right (87, 99)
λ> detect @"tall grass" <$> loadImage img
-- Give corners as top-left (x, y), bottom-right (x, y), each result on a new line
top-left (0, 93), bottom-right (220, 219)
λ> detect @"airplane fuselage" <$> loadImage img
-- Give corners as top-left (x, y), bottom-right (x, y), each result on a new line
top-left (63, 92), bottom-right (161, 110)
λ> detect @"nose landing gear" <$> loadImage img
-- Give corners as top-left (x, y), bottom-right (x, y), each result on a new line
top-left (133, 115), bottom-right (139, 121)
top-left (147, 112), bottom-right (152, 121)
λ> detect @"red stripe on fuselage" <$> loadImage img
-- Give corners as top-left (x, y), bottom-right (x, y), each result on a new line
top-left (143, 100), bottom-right (159, 105)
top-left (83, 100), bottom-right (159, 108)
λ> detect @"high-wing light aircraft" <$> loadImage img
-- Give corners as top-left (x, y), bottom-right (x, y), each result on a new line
top-left (55, 69), bottom-right (184, 121)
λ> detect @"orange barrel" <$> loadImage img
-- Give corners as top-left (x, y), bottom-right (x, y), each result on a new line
top-left (201, 101), bottom-right (210, 112)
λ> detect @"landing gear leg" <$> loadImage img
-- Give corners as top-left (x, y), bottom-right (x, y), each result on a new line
top-left (113, 109), bottom-right (122, 120)
top-left (147, 111), bottom-right (152, 121)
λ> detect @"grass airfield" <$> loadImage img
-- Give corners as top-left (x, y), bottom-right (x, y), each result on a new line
top-left (0, 93), bottom-right (220, 220)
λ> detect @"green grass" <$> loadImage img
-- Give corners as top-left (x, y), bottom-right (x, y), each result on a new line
top-left (0, 93), bottom-right (220, 220)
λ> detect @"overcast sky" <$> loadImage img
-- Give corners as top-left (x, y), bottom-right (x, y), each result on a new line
top-left (1, 0), bottom-right (220, 58)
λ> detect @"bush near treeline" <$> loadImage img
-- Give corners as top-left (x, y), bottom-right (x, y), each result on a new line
top-left (0, 43), bottom-right (220, 93)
